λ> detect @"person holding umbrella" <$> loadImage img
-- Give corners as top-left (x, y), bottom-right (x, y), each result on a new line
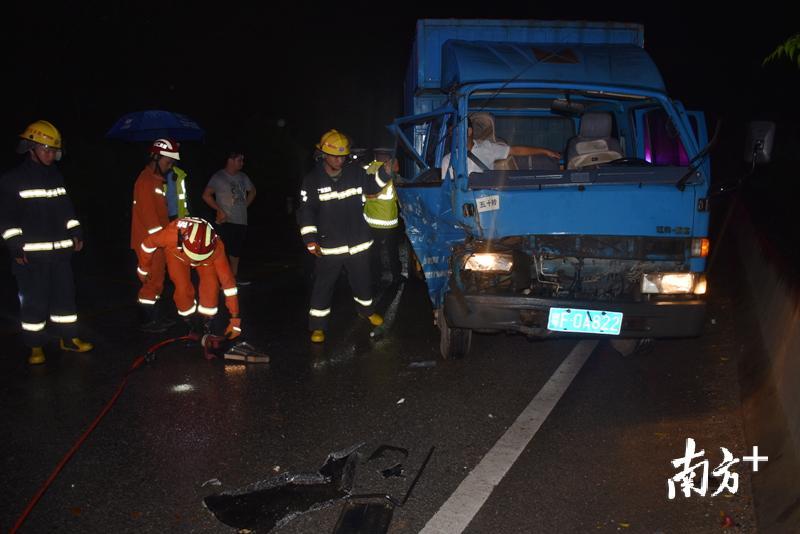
top-left (131, 138), bottom-right (180, 332)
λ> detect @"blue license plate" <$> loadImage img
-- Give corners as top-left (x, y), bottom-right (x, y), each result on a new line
top-left (547, 307), bottom-right (623, 336)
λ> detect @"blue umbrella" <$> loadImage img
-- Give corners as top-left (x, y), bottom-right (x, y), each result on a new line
top-left (105, 110), bottom-right (205, 142)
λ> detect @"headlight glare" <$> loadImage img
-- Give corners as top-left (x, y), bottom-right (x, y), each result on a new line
top-left (641, 272), bottom-right (699, 294)
top-left (463, 253), bottom-right (514, 272)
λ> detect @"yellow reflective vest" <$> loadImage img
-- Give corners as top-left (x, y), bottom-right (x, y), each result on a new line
top-left (173, 166), bottom-right (190, 218)
top-left (363, 161), bottom-right (398, 229)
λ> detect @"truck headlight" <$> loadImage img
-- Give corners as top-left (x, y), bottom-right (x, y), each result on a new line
top-left (463, 253), bottom-right (514, 272)
top-left (641, 272), bottom-right (706, 294)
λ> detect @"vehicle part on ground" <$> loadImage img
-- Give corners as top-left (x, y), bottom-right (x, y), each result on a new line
top-left (203, 443), bottom-right (363, 532)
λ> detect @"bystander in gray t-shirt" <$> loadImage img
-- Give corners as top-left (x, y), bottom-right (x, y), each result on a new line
top-left (206, 170), bottom-right (254, 225)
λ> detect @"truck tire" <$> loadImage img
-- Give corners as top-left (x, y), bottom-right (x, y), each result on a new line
top-left (437, 307), bottom-right (472, 359)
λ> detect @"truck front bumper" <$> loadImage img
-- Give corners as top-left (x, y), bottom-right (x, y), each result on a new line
top-left (444, 293), bottom-right (706, 338)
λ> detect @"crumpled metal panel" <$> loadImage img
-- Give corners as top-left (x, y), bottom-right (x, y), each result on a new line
top-left (398, 186), bottom-right (466, 308)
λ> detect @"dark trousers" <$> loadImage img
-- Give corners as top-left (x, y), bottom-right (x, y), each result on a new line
top-left (308, 250), bottom-right (374, 331)
top-left (12, 261), bottom-right (79, 347)
top-left (370, 226), bottom-right (401, 287)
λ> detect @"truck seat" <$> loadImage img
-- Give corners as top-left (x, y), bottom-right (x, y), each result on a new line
top-left (566, 112), bottom-right (623, 169)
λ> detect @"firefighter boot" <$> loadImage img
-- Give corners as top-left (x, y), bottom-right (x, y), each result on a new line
top-left (310, 330), bottom-right (325, 343)
top-left (139, 304), bottom-right (168, 333)
top-left (60, 338), bottom-right (94, 352)
top-left (156, 299), bottom-right (177, 329)
top-left (28, 346), bottom-right (45, 365)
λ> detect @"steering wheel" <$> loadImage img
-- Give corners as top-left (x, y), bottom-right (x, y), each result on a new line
top-left (603, 157), bottom-right (654, 166)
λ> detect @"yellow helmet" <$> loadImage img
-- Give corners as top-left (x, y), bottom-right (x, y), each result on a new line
top-left (19, 120), bottom-right (62, 149)
top-left (316, 129), bottom-right (350, 156)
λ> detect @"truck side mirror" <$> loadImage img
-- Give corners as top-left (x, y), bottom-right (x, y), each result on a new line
top-left (744, 121), bottom-right (775, 165)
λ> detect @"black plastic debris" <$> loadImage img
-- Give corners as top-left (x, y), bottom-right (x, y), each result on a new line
top-left (367, 445), bottom-right (408, 462)
top-left (332, 500), bottom-right (395, 534)
top-left (203, 443), bottom-right (362, 532)
top-left (380, 463), bottom-right (405, 479)
top-left (332, 446), bottom-right (435, 534)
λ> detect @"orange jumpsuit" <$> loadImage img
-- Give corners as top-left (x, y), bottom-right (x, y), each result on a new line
top-left (131, 166), bottom-right (169, 306)
top-left (138, 220), bottom-right (239, 320)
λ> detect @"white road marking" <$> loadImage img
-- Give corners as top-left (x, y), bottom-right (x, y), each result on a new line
top-left (420, 340), bottom-right (598, 534)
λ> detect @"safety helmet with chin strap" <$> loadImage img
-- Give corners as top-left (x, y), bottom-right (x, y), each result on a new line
top-left (18, 120), bottom-right (64, 160)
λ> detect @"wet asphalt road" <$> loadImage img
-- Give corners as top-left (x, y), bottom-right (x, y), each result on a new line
top-left (0, 243), bottom-right (758, 533)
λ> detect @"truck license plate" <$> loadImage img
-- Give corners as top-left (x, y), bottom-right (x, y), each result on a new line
top-left (547, 307), bottom-right (623, 336)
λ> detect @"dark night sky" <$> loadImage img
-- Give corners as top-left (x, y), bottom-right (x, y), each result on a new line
top-left (1, 1), bottom-right (797, 223)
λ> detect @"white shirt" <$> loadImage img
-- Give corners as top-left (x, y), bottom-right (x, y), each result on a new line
top-left (440, 139), bottom-right (511, 180)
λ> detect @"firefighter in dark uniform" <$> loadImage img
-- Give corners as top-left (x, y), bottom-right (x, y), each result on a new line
top-left (298, 129), bottom-right (394, 343)
top-left (0, 120), bottom-right (93, 364)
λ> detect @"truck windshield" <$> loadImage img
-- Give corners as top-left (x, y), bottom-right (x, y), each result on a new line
top-left (462, 98), bottom-right (702, 189)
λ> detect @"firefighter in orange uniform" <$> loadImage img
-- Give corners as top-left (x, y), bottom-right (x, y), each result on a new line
top-left (131, 138), bottom-right (179, 332)
top-left (137, 217), bottom-right (241, 339)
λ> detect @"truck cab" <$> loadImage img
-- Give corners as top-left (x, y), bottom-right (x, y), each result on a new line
top-left (392, 20), bottom-right (711, 358)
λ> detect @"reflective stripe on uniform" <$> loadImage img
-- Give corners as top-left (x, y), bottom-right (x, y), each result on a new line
top-left (138, 297), bottom-right (157, 305)
top-left (19, 187), bottom-right (66, 199)
top-left (23, 239), bottom-right (73, 251)
top-left (377, 184), bottom-right (395, 200)
top-left (141, 243), bottom-right (157, 253)
top-left (320, 245), bottom-right (349, 255)
top-left (147, 226), bottom-right (163, 235)
top-left (178, 301), bottom-right (198, 316)
top-left (319, 187), bottom-right (362, 202)
top-left (363, 214), bottom-right (399, 227)
top-left (22, 321), bottom-right (46, 331)
top-left (375, 174), bottom-right (387, 188)
top-left (300, 225), bottom-right (318, 235)
top-left (319, 240), bottom-right (373, 256)
top-left (353, 297), bottom-right (373, 306)
top-left (348, 240), bottom-right (373, 255)
top-left (66, 219), bottom-right (81, 229)
top-left (233, 326), bottom-right (242, 332)
top-left (154, 188), bottom-right (166, 196)
top-left (50, 314), bottom-right (78, 324)
top-left (309, 308), bottom-right (331, 317)
top-left (137, 267), bottom-right (149, 277)
top-left (223, 287), bottom-right (238, 297)
top-left (300, 190), bottom-right (308, 202)
top-left (198, 305), bottom-right (218, 316)
top-left (2, 228), bottom-right (23, 240)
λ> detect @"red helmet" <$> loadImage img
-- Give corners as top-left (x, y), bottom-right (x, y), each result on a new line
top-left (149, 138), bottom-right (180, 160)
top-left (177, 217), bottom-right (217, 261)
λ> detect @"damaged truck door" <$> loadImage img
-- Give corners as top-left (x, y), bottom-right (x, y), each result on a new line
top-left (392, 19), bottom-right (711, 359)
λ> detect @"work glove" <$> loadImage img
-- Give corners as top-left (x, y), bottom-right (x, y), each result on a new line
top-left (306, 242), bottom-right (322, 257)
top-left (225, 317), bottom-right (242, 340)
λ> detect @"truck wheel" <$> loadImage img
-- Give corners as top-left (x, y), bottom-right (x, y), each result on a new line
top-left (437, 308), bottom-right (472, 359)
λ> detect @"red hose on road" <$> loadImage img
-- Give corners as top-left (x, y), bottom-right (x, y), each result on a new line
top-left (10, 335), bottom-right (196, 534)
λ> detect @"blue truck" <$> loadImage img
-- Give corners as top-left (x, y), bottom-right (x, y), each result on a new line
top-left (390, 20), bottom-right (712, 358)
